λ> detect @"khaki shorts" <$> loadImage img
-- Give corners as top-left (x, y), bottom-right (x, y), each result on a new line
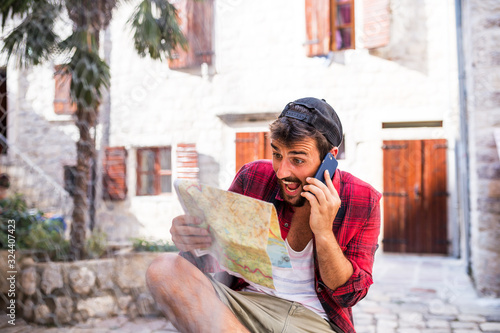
top-left (207, 274), bottom-right (343, 333)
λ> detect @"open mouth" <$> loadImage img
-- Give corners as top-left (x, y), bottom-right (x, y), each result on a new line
top-left (281, 180), bottom-right (302, 196)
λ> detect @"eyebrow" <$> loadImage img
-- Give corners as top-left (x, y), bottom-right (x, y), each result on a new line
top-left (270, 143), bottom-right (308, 156)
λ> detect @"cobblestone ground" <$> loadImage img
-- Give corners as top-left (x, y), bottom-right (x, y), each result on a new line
top-left (352, 254), bottom-right (500, 333)
top-left (1, 254), bottom-right (499, 333)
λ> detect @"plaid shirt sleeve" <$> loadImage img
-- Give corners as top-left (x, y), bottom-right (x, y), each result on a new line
top-left (317, 193), bottom-right (381, 305)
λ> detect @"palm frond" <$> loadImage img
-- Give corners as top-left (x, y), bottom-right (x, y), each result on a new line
top-left (58, 27), bottom-right (100, 54)
top-left (0, 0), bottom-right (34, 29)
top-left (128, 0), bottom-right (187, 60)
top-left (1, 1), bottom-right (62, 67)
top-left (67, 47), bottom-right (110, 112)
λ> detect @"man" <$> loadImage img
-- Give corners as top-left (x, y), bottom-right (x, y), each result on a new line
top-left (146, 97), bottom-right (382, 333)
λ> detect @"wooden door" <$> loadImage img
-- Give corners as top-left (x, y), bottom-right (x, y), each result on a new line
top-left (235, 132), bottom-right (272, 172)
top-left (382, 139), bottom-right (448, 254)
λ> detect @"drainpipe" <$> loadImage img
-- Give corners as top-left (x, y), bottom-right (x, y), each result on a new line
top-left (454, 0), bottom-right (471, 273)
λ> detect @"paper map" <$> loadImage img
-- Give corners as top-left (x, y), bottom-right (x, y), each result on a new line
top-left (174, 179), bottom-right (291, 290)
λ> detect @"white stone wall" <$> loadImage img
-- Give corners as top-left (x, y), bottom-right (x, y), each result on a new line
top-left (462, 0), bottom-right (500, 296)
top-left (102, 0), bottom-right (459, 244)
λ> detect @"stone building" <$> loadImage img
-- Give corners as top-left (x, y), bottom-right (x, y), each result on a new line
top-left (457, 0), bottom-right (500, 297)
top-left (1, 0), bottom-right (497, 296)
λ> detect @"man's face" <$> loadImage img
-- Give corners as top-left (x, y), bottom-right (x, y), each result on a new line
top-left (271, 138), bottom-right (322, 207)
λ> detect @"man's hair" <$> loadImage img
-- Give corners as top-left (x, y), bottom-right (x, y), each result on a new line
top-left (270, 104), bottom-right (333, 160)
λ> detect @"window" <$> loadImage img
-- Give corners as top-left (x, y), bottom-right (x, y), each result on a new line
top-left (168, 0), bottom-right (214, 70)
top-left (305, 0), bottom-right (390, 57)
top-left (137, 147), bottom-right (172, 196)
top-left (333, 0), bottom-right (355, 51)
top-left (0, 68), bottom-right (7, 155)
top-left (54, 65), bottom-right (77, 115)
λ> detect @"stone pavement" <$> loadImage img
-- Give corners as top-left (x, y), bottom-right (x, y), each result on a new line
top-left (352, 253), bottom-right (500, 333)
top-left (1, 253), bottom-right (499, 332)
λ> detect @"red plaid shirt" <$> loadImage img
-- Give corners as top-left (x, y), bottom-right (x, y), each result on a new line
top-left (180, 160), bottom-right (381, 333)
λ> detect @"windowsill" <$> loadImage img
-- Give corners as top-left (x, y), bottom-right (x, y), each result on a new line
top-left (48, 114), bottom-right (75, 123)
top-left (317, 48), bottom-right (370, 67)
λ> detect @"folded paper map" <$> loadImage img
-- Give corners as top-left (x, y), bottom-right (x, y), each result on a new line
top-left (174, 179), bottom-right (292, 290)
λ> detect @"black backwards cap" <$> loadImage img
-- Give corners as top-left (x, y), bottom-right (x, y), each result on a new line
top-left (278, 97), bottom-right (343, 147)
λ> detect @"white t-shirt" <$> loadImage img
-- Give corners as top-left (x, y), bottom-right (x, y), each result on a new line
top-left (243, 239), bottom-right (327, 319)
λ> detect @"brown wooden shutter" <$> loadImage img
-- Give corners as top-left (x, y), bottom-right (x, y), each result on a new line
top-left (168, 0), bottom-right (214, 70)
top-left (305, 0), bottom-right (331, 57)
top-left (103, 147), bottom-right (127, 200)
top-left (235, 132), bottom-right (272, 172)
top-left (363, 0), bottom-right (391, 49)
top-left (176, 143), bottom-right (199, 179)
top-left (54, 66), bottom-right (77, 115)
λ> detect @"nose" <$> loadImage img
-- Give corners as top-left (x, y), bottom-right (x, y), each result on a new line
top-left (275, 159), bottom-right (292, 180)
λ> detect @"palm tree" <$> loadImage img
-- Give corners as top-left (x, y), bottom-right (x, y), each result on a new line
top-left (1, 0), bottom-right (186, 260)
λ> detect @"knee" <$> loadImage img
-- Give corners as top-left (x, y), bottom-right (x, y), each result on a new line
top-left (147, 253), bottom-right (177, 283)
top-left (146, 253), bottom-right (192, 289)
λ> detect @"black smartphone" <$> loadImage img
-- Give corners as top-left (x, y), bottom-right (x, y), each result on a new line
top-left (314, 152), bottom-right (338, 185)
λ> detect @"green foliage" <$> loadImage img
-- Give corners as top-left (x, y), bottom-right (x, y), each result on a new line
top-left (0, 194), bottom-right (70, 261)
top-left (0, 193), bottom-right (41, 248)
top-left (0, 0), bottom-right (34, 28)
top-left (24, 222), bottom-right (70, 262)
top-left (69, 47), bottom-right (110, 111)
top-left (132, 237), bottom-right (178, 252)
top-left (0, 194), bottom-right (111, 261)
top-left (128, 0), bottom-right (187, 60)
top-left (86, 229), bottom-right (108, 259)
top-left (1, 1), bottom-right (61, 67)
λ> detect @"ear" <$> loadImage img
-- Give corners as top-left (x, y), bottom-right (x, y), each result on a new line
top-left (330, 146), bottom-right (339, 159)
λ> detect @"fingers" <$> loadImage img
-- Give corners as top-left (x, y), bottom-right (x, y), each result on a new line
top-left (172, 214), bottom-right (203, 227)
top-left (171, 215), bottom-right (212, 252)
top-left (302, 170), bottom-right (340, 207)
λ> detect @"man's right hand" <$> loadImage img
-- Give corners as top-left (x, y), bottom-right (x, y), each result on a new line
top-left (170, 215), bottom-right (212, 252)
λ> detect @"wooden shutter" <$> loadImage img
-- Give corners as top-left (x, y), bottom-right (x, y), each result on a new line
top-left (176, 143), bottom-right (199, 180)
top-left (235, 132), bottom-right (272, 172)
top-left (168, 0), bottom-right (214, 70)
top-left (103, 147), bottom-right (127, 200)
top-left (305, 0), bottom-right (331, 57)
top-left (54, 66), bottom-right (77, 115)
top-left (363, 0), bottom-right (391, 49)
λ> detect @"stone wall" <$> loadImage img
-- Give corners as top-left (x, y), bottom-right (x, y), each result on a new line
top-left (462, 0), bottom-right (500, 296)
top-left (0, 251), bottom-right (164, 325)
